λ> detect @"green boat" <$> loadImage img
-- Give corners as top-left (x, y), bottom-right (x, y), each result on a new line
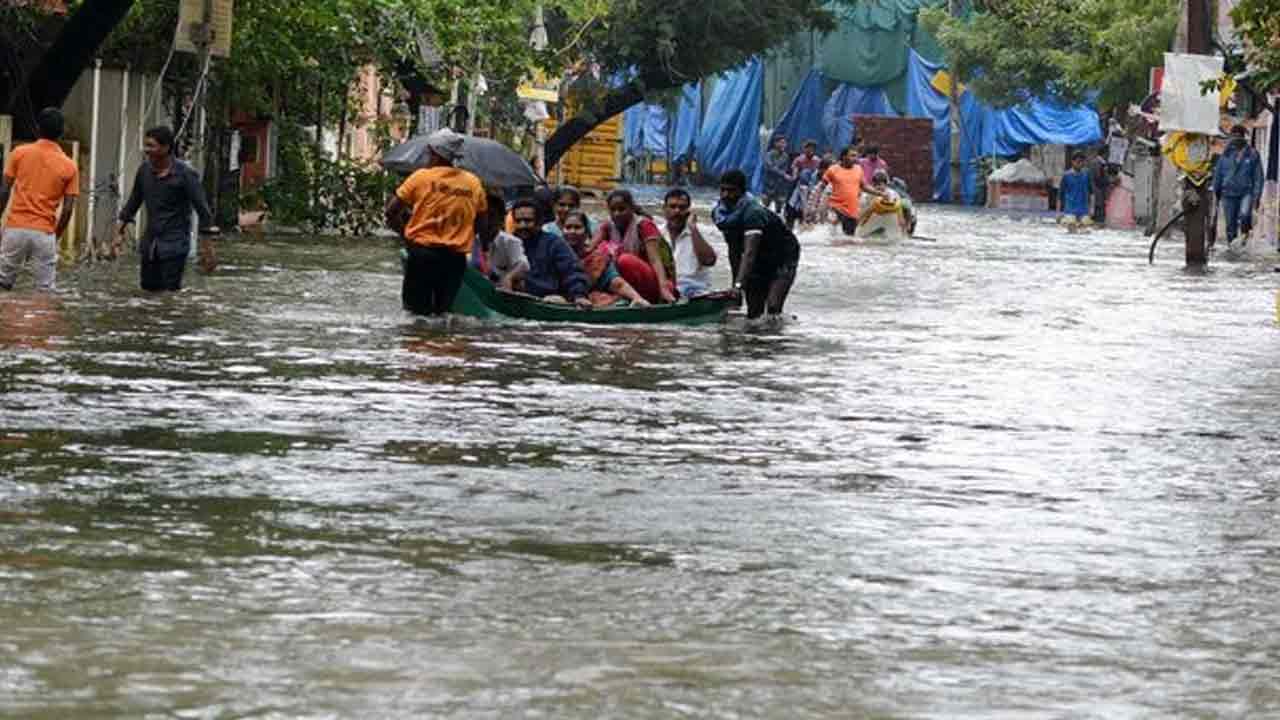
top-left (451, 267), bottom-right (736, 325)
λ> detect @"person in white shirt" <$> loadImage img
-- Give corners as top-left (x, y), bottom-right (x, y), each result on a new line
top-left (472, 191), bottom-right (530, 290)
top-left (662, 188), bottom-right (717, 297)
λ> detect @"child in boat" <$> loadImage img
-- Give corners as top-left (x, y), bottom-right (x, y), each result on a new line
top-left (855, 170), bottom-right (908, 238)
top-left (472, 191), bottom-right (530, 290)
top-left (544, 186), bottom-right (591, 239)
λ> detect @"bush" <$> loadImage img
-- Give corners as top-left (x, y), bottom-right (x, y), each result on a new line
top-left (248, 122), bottom-right (399, 237)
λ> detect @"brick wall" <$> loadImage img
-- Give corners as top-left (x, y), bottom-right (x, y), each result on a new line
top-left (853, 115), bottom-right (935, 203)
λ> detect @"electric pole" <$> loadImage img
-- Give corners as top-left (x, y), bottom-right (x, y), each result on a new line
top-left (1182, 0), bottom-right (1212, 266)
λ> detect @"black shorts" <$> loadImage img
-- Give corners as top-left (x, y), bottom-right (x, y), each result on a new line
top-left (140, 257), bottom-right (187, 292)
top-left (835, 211), bottom-right (858, 236)
top-left (746, 245), bottom-right (801, 290)
top-left (402, 244), bottom-right (467, 316)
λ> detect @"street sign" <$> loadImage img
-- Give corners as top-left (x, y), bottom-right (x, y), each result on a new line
top-left (175, 0), bottom-right (235, 58)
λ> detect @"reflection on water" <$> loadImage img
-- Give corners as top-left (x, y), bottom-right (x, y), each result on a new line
top-left (2, 208), bottom-right (1280, 717)
top-left (0, 294), bottom-right (71, 352)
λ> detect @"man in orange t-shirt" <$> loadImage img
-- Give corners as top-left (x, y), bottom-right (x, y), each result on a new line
top-left (817, 145), bottom-right (885, 237)
top-left (385, 128), bottom-right (487, 316)
top-left (0, 108), bottom-right (79, 291)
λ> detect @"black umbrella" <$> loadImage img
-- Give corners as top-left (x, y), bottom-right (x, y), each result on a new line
top-left (380, 134), bottom-right (540, 189)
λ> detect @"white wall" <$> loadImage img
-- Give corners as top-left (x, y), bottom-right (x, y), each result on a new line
top-left (62, 66), bottom-right (166, 249)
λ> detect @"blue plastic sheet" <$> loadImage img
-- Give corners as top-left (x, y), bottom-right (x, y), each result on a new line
top-left (772, 70), bottom-right (829, 152)
top-left (642, 105), bottom-right (670, 156)
top-left (822, 83), bottom-right (896, 151)
top-left (902, 50), bottom-right (957, 201)
top-left (696, 58), bottom-right (765, 192)
top-left (623, 47), bottom-right (1099, 202)
top-left (623, 102), bottom-right (648, 157)
top-left (622, 82), bottom-right (701, 163)
top-left (671, 83), bottom-right (702, 164)
top-left (986, 98), bottom-right (1102, 157)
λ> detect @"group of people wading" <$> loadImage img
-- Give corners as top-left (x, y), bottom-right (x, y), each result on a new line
top-left (0, 106), bottom-right (217, 292)
top-left (388, 129), bottom-right (800, 321)
top-left (763, 136), bottom-right (915, 239)
top-left (1, 108), bottom-right (218, 294)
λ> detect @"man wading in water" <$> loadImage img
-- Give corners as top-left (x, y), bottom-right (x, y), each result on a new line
top-left (0, 107), bottom-right (79, 291)
top-left (114, 126), bottom-right (219, 291)
top-left (385, 129), bottom-right (486, 316)
top-left (713, 169), bottom-right (801, 321)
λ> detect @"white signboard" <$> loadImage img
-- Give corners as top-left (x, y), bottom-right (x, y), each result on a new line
top-left (1159, 52), bottom-right (1223, 135)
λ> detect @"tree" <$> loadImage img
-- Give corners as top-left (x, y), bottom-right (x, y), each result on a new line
top-left (1230, 0), bottom-right (1280, 99)
top-left (544, 0), bottom-right (836, 171)
top-left (3, 0), bottom-right (138, 136)
top-left (919, 0), bottom-right (1177, 109)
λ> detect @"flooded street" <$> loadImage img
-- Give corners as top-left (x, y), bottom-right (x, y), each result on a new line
top-left (3, 206), bottom-right (1280, 717)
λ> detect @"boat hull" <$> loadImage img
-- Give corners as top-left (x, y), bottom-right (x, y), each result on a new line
top-left (451, 267), bottom-right (735, 325)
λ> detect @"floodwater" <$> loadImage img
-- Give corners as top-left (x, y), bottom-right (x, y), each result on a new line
top-left (3, 206), bottom-right (1280, 718)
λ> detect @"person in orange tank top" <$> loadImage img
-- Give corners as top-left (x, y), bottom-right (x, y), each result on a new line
top-left (0, 108), bottom-right (79, 291)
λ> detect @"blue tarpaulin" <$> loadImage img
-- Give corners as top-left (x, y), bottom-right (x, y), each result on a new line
top-left (671, 83), bottom-right (701, 164)
top-left (696, 58), bottom-right (765, 191)
top-left (618, 45), bottom-right (1099, 203)
top-left (822, 84), bottom-right (896, 151)
top-left (773, 70), bottom-right (829, 152)
top-left (901, 49), bottom-right (959, 201)
top-left (623, 102), bottom-right (647, 157)
top-left (622, 83), bottom-right (701, 163)
top-left (984, 98), bottom-right (1102, 157)
top-left (642, 105), bottom-right (670, 156)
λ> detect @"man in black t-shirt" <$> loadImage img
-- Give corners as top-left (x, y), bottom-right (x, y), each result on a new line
top-left (711, 169), bottom-right (801, 320)
top-left (115, 126), bottom-right (219, 291)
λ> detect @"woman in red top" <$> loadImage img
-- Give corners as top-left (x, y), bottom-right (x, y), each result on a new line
top-left (591, 189), bottom-right (677, 304)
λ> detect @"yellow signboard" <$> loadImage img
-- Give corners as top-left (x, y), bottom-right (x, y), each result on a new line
top-left (931, 70), bottom-right (965, 98)
top-left (518, 70), bottom-right (560, 104)
top-left (175, 0), bottom-right (235, 58)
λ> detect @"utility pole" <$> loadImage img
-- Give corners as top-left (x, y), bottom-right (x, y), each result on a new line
top-left (1182, 0), bottom-right (1212, 266)
top-left (948, 0), bottom-right (962, 204)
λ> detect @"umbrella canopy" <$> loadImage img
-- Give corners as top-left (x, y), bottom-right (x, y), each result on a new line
top-left (380, 134), bottom-right (539, 189)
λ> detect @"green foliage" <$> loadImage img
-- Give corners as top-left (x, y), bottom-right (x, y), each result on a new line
top-left (566, 0), bottom-right (836, 100)
top-left (253, 121), bottom-right (398, 236)
top-left (1232, 0), bottom-right (1280, 94)
top-left (920, 0), bottom-right (1177, 109)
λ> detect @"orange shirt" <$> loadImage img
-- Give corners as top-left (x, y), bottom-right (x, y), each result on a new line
top-left (3, 139), bottom-right (79, 234)
top-left (822, 164), bottom-right (864, 218)
top-left (395, 166), bottom-right (486, 254)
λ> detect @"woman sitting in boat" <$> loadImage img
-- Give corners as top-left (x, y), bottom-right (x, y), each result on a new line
top-left (560, 211), bottom-right (650, 308)
top-left (544, 186), bottom-right (590, 239)
top-left (592, 189), bottom-right (677, 304)
top-left (510, 198), bottom-right (592, 308)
